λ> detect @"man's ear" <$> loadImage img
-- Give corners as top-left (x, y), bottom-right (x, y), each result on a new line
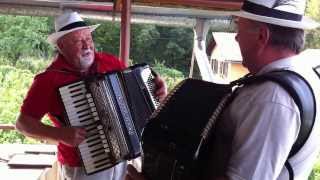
top-left (256, 24), bottom-right (270, 54)
top-left (258, 24), bottom-right (270, 47)
top-left (56, 41), bottom-right (63, 53)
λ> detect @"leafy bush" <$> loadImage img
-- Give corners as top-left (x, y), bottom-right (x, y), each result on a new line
top-left (0, 65), bottom-right (35, 143)
top-left (309, 156), bottom-right (320, 180)
top-left (152, 60), bottom-right (185, 91)
top-left (16, 57), bottom-right (50, 74)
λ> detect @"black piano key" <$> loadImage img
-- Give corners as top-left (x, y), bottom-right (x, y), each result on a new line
top-left (90, 146), bottom-right (105, 154)
top-left (85, 134), bottom-right (100, 142)
top-left (93, 163), bottom-right (112, 172)
top-left (88, 141), bottom-right (102, 148)
top-left (85, 131), bottom-right (100, 138)
top-left (83, 121), bottom-right (98, 128)
top-left (90, 147), bottom-right (108, 155)
top-left (73, 97), bottom-right (87, 104)
top-left (91, 150), bottom-right (107, 158)
top-left (75, 102), bottom-right (89, 108)
top-left (79, 117), bottom-right (93, 123)
top-left (67, 82), bottom-right (84, 89)
top-left (78, 112), bottom-right (91, 119)
top-left (70, 87), bottom-right (84, 94)
top-left (86, 126), bottom-right (97, 133)
top-left (77, 107), bottom-right (91, 114)
top-left (94, 157), bottom-right (110, 167)
top-left (71, 92), bottom-right (85, 98)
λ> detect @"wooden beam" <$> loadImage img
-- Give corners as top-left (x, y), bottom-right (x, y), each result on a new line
top-left (134, 0), bottom-right (243, 10)
top-left (0, 124), bottom-right (15, 130)
top-left (120, 0), bottom-right (131, 65)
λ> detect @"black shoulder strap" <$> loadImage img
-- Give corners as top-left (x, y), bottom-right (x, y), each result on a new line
top-left (233, 70), bottom-right (316, 180)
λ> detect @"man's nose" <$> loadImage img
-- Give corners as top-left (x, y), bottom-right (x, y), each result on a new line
top-left (235, 33), bottom-right (239, 42)
top-left (82, 40), bottom-right (90, 49)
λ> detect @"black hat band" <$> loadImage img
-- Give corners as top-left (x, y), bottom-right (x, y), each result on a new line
top-left (59, 21), bottom-right (88, 32)
top-left (242, 1), bottom-right (303, 21)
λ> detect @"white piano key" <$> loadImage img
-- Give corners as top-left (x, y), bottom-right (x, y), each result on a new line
top-left (81, 152), bottom-right (110, 164)
top-left (85, 162), bottom-right (113, 174)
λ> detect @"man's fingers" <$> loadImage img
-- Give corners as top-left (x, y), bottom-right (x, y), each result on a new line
top-left (154, 76), bottom-right (167, 102)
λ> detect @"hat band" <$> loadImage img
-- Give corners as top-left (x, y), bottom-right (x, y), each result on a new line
top-left (59, 21), bottom-right (88, 32)
top-left (242, 1), bottom-right (302, 21)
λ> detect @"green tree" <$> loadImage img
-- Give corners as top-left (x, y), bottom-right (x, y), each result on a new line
top-left (0, 65), bottom-right (34, 143)
top-left (91, 20), bottom-right (121, 55)
top-left (305, 0), bottom-right (320, 49)
top-left (0, 15), bottom-right (54, 65)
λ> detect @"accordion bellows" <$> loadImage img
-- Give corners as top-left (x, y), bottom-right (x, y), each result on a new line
top-left (59, 64), bottom-right (159, 175)
top-left (142, 78), bottom-right (233, 180)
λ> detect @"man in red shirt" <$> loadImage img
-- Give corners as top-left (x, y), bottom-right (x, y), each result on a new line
top-left (15, 11), bottom-right (167, 180)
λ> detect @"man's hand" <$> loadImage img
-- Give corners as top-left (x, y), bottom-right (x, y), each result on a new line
top-left (58, 127), bottom-right (87, 147)
top-left (15, 113), bottom-right (86, 146)
top-left (125, 164), bottom-right (146, 180)
top-left (154, 76), bottom-right (167, 102)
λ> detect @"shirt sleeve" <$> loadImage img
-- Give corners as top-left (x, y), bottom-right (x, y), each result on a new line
top-left (226, 82), bottom-right (300, 180)
top-left (20, 73), bottom-right (55, 120)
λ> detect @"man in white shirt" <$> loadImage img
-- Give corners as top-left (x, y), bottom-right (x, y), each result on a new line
top-left (125, 0), bottom-right (320, 180)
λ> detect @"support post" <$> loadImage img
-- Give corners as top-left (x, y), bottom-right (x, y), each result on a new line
top-left (120, 0), bottom-right (131, 65)
top-left (193, 18), bottom-right (217, 82)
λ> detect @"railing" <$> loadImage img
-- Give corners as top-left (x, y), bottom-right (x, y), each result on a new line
top-left (0, 124), bottom-right (15, 130)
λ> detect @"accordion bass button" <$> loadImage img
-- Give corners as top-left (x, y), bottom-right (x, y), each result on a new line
top-left (160, 124), bottom-right (169, 130)
top-left (169, 142), bottom-right (176, 151)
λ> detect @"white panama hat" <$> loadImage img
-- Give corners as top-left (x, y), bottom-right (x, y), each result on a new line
top-left (47, 11), bottom-right (100, 45)
top-left (233, 0), bottom-right (319, 29)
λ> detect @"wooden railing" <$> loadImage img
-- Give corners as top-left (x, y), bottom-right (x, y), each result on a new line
top-left (0, 124), bottom-right (15, 130)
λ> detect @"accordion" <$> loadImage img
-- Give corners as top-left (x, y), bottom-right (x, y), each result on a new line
top-left (141, 71), bottom-right (316, 180)
top-left (141, 78), bottom-right (234, 180)
top-left (59, 63), bottom-right (160, 175)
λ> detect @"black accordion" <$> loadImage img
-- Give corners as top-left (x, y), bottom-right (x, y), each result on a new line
top-left (59, 63), bottom-right (160, 175)
top-left (141, 78), bottom-right (234, 180)
top-left (141, 71), bottom-right (316, 180)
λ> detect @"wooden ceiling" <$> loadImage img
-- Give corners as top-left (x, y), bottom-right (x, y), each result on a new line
top-left (0, 0), bottom-right (243, 27)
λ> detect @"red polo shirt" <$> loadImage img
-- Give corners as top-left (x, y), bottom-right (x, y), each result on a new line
top-left (20, 52), bottom-right (126, 166)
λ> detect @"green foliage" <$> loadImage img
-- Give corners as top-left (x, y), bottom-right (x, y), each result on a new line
top-left (0, 65), bottom-right (34, 143)
top-left (138, 26), bottom-right (193, 74)
top-left (309, 156), bottom-right (320, 180)
top-left (0, 15), bottom-right (54, 65)
top-left (91, 20), bottom-right (121, 55)
top-left (16, 57), bottom-right (50, 74)
top-left (152, 60), bottom-right (185, 91)
top-left (90, 21), bottom-right (193, 75)
top-left (305, 0), bottom-right (320, 49)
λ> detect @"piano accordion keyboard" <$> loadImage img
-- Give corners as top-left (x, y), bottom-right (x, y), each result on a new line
top-left (59, 81), bottom-right (118, 174)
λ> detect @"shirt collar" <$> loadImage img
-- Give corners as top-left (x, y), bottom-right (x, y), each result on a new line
top-left (257, 55), bottom-right (300, 75)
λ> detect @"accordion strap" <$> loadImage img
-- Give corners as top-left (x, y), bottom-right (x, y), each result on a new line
top-left (233, 70), bottom-right (316, 180)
